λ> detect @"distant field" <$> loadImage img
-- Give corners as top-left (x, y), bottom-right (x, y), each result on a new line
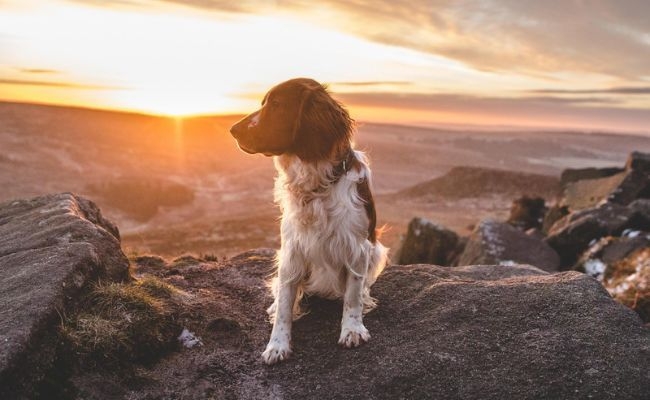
top-left (2, 101), bottom-right (649, 257)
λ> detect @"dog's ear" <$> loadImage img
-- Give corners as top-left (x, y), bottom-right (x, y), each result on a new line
top-left (292, 83), bottom-right (353, 162)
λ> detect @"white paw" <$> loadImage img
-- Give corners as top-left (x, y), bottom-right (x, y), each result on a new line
top-left (262, 340), bottom-right (292, 365)
top-left (338, 323), bottom-right (371, 348)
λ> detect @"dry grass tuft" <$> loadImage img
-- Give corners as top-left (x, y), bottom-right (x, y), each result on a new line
top-left (62, 276), bottom-right (181, 366)
top-left (605, 248), bottom-right (650, 322)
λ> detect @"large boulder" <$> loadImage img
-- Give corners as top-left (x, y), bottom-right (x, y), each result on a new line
top-left (626, 151), bottom-right (650, 173)
top-left (458, 219), bottom-right (560, 272)
top-left (0, 193), bottom-right (129, 398)
top-left (545, 202), bottom-right (647, 267)
top-left (560, 166), bottom-right (624, 187)
top-left (396, 217), bottom-right (461, 265)
top-left (562, 152), bottom-right (650, 211)
top-left (562, 172), bottom-right (627, 210)
top-left (575, 233), bottom-right (650, 279)
top-left (69, 250), bottom-right (650, 399)
top-left (630, 198), bottom-right (650, 227)
top-left (507, 196), bottom-right (547, 230)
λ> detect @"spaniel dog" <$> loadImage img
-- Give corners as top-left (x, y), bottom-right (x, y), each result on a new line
top-left (230, 78), bottom-right (388, 365)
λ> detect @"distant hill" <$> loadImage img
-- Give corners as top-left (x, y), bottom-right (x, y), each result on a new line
top-left (394, 166), bottom-right (561, 200)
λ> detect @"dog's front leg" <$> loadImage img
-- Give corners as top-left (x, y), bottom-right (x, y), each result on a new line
top-left (338, 269), bottom-right (370, 347)
top-left (262, 262), bottom-right (299, 364)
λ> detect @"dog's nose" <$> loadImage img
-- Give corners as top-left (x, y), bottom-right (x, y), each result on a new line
top-left (230, 120), bottom-right (244, 139)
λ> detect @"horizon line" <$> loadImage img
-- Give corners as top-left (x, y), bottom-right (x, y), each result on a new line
top-left (1, 99), bottom-right (649, 138)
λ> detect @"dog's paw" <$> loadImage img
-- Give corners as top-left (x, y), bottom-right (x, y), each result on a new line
top-left (338, 323), bottom-right (370, 348)
top-left (262, 341), bottom-right (292, 365)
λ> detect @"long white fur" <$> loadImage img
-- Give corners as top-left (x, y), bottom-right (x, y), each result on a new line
top-left (262, 150), bottom-right (388, 364)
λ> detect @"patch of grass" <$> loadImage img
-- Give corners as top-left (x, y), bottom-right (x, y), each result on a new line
top-left (200, 253), bottom-right (220, 262)
top-left (61, 277), bottom-right (181, 367)
top-left (605, 248), bottom-right (650, 323)
top-left (136, 276), bottom-right (178, 299)
top-left (131, 254), bottom-right (167, 269)
top-left (171, 255), bottom-right (202, 268)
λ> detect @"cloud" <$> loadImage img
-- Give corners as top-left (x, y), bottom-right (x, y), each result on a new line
top-left (330, 81), bottom-right (412, 87)
top-left (337, 92), bottom-right (620, 110)
top-left (325, 0), bottom-right (650, 79)
top-left (336, 91), bottom-right (650, 132)
top-left (0, 78), bottom-right (123, 90)
top-left (18, 68), bottom-right (60, 74)
top-left (529, 87), bottom-right (650, 95)
top-left (113, 0), bottom-right (650, 80)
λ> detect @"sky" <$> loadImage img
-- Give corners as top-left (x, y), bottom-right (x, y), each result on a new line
top-left (0, 0), bottom-right (649, 133)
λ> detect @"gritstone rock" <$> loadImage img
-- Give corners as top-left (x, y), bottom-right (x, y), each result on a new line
top-left (0, 193), bottom-right (129, 398)
top-left (70, 250), bottom-right (650, 400)
top-left (396, 217), bottom-right (460, 266)
top-left (458, 219), bottom-right (560, 272)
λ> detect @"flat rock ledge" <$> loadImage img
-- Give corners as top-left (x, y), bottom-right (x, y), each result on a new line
top-left (91, 251), bottom-right (650, 400)
top-left (0, 193), bottom-right (129, 398)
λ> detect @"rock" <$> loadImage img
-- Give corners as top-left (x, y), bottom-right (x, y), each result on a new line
top-left (630, 199), bottom-right (650, 227)
top-left (626, 151), bottom-right (650, 173)
top-left (70, 250), bottom-right (650, 399)
top-left (560, 167), bottom-right (624, 187)
top-left (562, 172), bottom-right (627, 210)
top-left (608, 169), bottom-right (650, 205)
top-left (541, 203), bottom-right (569, 234)
top-left (507, 196), bottom-right (547, 230)
top-left (0, 193), bottom-right (129, 399)
top-left (396, 166), bottom-right (560, 200)
top-left (562, 152), bottom-right (650, 211)
top-left (602, 232), bottom-right (650, 264)
top-left (458, 219), bottom-right (560, 272)
top-left (575, 233), bottom-right (650, 279)
top-left (546, 202), bottom-right (638, 267)
top-left (397, 217), bottom-right (460, 266)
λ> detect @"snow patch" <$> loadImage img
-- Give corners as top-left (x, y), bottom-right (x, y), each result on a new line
top-left (499, 260), bottom-right (516, 266)
top-left (480, 220), bottom-right (505, 257)
top-left (584, 259), bottom-right (606, 280)
top-left (622, 229), bottom-right (641, 238)
top-left (178, 328), bottom-right (203, 348)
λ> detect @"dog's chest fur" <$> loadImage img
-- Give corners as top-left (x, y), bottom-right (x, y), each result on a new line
top-left (273, 153), bottom-right (371, 275)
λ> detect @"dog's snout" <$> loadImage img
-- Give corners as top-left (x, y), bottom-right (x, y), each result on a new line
top-left (230, 118), bottom-right (249, 139)
top-left (230, 111), bottom-right (260, 139)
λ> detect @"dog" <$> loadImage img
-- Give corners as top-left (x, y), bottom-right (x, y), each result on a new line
top-left (230, 78), bottom-right (388, 365)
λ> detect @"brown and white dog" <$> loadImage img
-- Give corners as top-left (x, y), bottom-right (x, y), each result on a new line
top-left (230, 78), bottom-right (388, 365)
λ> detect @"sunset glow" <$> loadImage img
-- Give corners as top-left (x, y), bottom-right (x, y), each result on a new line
top-left (1, 0), bottom-right (649, 133)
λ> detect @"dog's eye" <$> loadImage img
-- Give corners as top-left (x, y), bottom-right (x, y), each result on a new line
top-left (270, 99), bottom-right (280, 109)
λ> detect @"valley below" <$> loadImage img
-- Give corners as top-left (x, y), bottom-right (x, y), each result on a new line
top-left (2, 101), bottom-right (648, 258)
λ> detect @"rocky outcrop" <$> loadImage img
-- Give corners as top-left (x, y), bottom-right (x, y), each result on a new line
top-left (0, 193), bottom-right (129, 399)
top-left (545, 201), bottom-right (637, 266)
top-left (70, 250), bottom-right (650, 399)
top-left (507, 195), bottom-right (547, 230)
top-left (576, 232), bottom-right (650, 278)
top-left (562, 172), bottom-right (628, 210)
top-left (396, 217), bottom-right (461, 265)
top-left (562, 151), bottom-right (650, 212)
top-left (396, 166), bottom-right (560, 200)
top-left (560, 166), bottom-right (624, 187)
top-left (546, 152), bottom-right (650, 268)
top-left (458, 219), bottom-right (560, 272)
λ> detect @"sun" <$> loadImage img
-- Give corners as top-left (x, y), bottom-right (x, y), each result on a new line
top-left (109, 88), bottom-right (236, 117)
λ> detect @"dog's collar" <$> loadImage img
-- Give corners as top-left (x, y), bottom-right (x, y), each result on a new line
top-left (331, 148), bottom-right (355, 183)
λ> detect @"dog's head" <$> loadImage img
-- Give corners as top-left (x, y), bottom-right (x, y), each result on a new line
top-left (230, 78), bottom-right (352, 162)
